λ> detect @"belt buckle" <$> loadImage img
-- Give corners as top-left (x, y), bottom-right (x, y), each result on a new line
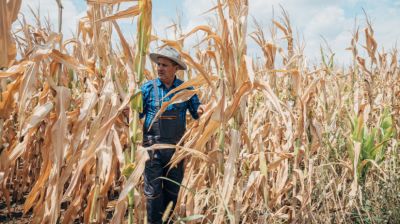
top-left (144, 135), bottom-right (160, 146)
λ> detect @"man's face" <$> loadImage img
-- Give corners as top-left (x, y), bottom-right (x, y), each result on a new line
top-left (157, 57), bottom-right (178, 85)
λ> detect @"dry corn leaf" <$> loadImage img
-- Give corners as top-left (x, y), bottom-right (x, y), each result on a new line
top-left (1, 137), bottom-right (28, 171)
top-left (20, 102), bottom-right (53, 137)
top-left (192, 100), bottom-right (222, 150)
top-left (148, 89), bottom-right (200, 130)
top-left (0, 76), bottom-right (22, 119)
top-left (97, 5), bottom-right (140, 22)
top-left (180, 51), bottom-right (218, 98)
top-left (0, 0), bottom-right (22, 67)
top-left (110, 200), bottom-right (128, 224)
top-left (43, 86), bottom-right (70, 224)
top-left (71, 92), bottom-right (98, 151)
top-left (64, 86), bottom-right (132, 198)
top-left (0, 61), bottom-right (29, 78)
top-left (213, 129), bottom-right (240, 224)
top-left (112, 20), bottom-right (133, 62)
top-left (117, 149), bottom-right (149, 201)
top-left (112, 127), bottom-right (126, 167)
top-left (258, 136), bottom-right (268, 176)
top-left (163, 75), bottom-right (218, 100)
top-left (24, 161), bottom-right (52, 213)
top-left (181, 25), bottom-right (216, 40)
top-left (244, 55), bottom-right (255, 84)
top-left (50, 49), bottom-right (95, 74)
top-left (17, 62), bottom-right (39, 133)
top-left (224, 81), bottom-right (252, 120)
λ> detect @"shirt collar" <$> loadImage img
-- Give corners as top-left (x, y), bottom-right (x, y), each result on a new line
top-left (156, 76), bottom-right (181, 88)
top-left (156, 78), bottom-right (163, 87)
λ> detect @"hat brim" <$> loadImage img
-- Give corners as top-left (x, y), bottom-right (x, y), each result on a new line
top-left (149, 53), bottom-right (187, 70)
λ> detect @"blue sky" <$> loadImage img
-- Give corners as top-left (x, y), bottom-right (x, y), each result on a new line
top-left (19, 0), bottom-right (400, 65)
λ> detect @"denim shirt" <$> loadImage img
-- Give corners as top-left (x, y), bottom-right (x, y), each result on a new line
top-left (139, 77), bottom-right (201, 132)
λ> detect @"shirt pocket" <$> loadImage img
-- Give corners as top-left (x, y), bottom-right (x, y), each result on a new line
top-left (160, 114), bottom-right (178, 142)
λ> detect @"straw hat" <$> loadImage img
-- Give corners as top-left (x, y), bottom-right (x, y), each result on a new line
top-left (149, 46), bottom-right (187, 70)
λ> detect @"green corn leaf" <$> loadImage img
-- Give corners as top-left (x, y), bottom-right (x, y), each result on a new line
top-left (362, 129), bottom-right (376, 159)
top-left (381, 116), bottom-right (392, 130)
top-left (122, 162), bottom-right (136, 178)
top-left (328, 53), bottom-right (335, 69)
top-left (130, 90), bottom-right (143, 113)
top-left (352, 115), bottom-right (364, 142)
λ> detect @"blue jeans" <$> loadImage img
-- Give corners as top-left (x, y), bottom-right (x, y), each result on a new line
top-left (144, 149), bottom-right (184, 224)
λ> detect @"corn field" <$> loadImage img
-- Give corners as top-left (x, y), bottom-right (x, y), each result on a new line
top-left (1, 0), bottom-right (399, 223)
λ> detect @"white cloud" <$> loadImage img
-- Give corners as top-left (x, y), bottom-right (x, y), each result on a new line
top-left (302, 6), bottom-right (353, 63)
top-left (182, 0), bottom-right (214, 20)
top-left (249, 0), bottom-right (400, 65)
top-left (305, 6), bottom-right (347, 37)
top-left (19, 0), bottom-right (83, 38)
top-left (15, 0), bottom-right (400, 65)
top-left (181, 0), bottom-right (215, 35)
top-left (179, 0), bottom-right (400, 65)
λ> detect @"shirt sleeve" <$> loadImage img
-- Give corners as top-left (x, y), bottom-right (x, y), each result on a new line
top-left (188, 87), bottom-right (201, 119)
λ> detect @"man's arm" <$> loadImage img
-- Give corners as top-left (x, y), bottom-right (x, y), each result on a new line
top-left (188, 92), bottom-right (202, 119)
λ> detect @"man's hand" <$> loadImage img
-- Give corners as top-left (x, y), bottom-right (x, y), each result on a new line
top-left (193, 120), bottom-right (200, 128)
top-left (197, 105), bottom-right (205, 117)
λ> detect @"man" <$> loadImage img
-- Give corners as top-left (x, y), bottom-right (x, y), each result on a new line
top-left (140, 46), bottom-right (203, 223)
